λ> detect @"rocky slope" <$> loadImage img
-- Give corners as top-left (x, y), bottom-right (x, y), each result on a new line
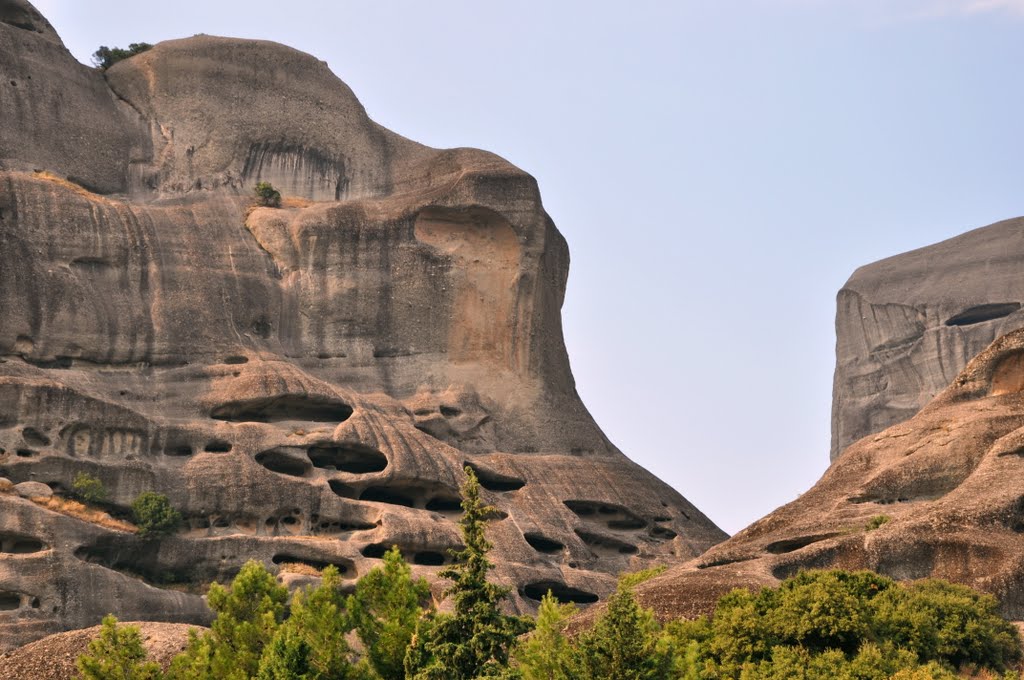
top-left (832, 217), bottom-right (1024, 460)
top-left (0, 0), bottom-right (726, 652)
top-left (629, 327), bottom-right (1024, 623)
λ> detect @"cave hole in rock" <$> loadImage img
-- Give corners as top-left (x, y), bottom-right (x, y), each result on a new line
top-left (464, 463), bottom-right (526, 492)
top-left (765, 534), bottom-right (839, 555)
top-left (945, 302), bottom-right (1021, 327)
top-left (74, 544), bottom-right (198, 587)
top-left (0, 533), bottom-right (46, 554)
top-left (650, 526), bottom-right (677, 540)
top-left (425, 496), bottom-right (462, 513)
top-left (439, 405), bottom-right (462, 417)
top-left (360, 486), bottom-right (416, 508)
top-left (16, 449), bottom-right (37, 458)
top-left (256, 449), bottom-right (312, 477)
top-left (575, 529), bottom-right (638, 555)
top-left (204, 440), bottom-right (233, 453)
top-left (413, 551), bottom-right (446, 566)
top-left (524, 533), bottom-right (564, 554)
top-left (564, 500), bottom-right (647, 531)
top-left (211, 395), bottom-right (353, 423)
top-left (272, 554), bottom-right (350, 575)
top-left (223, 356), bottom-right (249, 365)
top-left (522, 581), bottom-right (599, 604)
top-left (165, 444), bottom-right (193, 457)
top-left (0, 592), bottom-right (21, 610)
top-left (308, 444), bottom-right (388, 473)
top-left (360, 543), bottom-right (388, 559)
top-left (21, 427), bottom-right (50, 447)
top-left (327, 480), bottom-right (357, 498)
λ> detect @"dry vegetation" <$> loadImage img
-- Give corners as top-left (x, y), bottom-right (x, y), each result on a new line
top-left (31, 496), bottom-right (137, 533)
top-left (276, 561), bottom-right (322, 577)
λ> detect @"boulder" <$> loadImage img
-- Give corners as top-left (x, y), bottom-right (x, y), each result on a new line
top-left (13, 482), bottom-right (50, 499)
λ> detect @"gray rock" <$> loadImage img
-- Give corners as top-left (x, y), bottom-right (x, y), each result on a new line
top-left (12, 482), bottom-right (50, 499)
top-left (0, 1), bottom-right (726, 652)
top-left (832, 216), bottom-right (1024, 460)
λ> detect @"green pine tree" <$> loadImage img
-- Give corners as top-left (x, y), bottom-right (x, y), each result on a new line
top-left (166, 561), bottom-right (288, 680)
top-left (283, 565), bottom-right (360, 678)
top-left (404, 466), bottom-right (533, 679)
top-left (348, 546), bottom-right (431, 680)
top-left (574, 577), bottom-right (672, 680)
top-left (77, 615), bottom-right (164, 680)
top-left (256, 626), bottom-right (314, 680)
top-left (514, 591), bottom-right (577, 680)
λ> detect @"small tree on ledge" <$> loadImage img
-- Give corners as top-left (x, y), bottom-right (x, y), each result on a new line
top-left (255, 182), bottom-right (282, 208)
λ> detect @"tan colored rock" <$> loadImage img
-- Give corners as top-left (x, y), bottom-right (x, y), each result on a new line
top-left (0, 1), bottom-right (725, 651)
top-left (13, 481), bottom-right (50, 499)
top-left (629, 328), bottom-right (1024, 623)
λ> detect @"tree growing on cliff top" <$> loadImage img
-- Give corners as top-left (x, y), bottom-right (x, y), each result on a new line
top-left (92, 43), bottom-right (152, 70)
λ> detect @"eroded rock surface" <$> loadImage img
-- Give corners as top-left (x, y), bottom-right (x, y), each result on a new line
top-left (627, 328), bottom-right (1024, 623)
top-left (832, 217), bottom-right (1024, 459)
top-left (0, 0), bottom-right (725, 651)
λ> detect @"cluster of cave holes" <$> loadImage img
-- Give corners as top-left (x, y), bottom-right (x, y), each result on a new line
top-left (210, 395), bottom-right (353, 424)
top-left (574, 529), bottom-right (638, 556)
top-left (256, 444), bottom-right (388, 477)
top-left (272, 554), bottom-right (353, 576)
top-left (360, 542), bottom-right (455, 566)
top-left (565, 501), bottom-right (647, 530)
top-left (521, 581), bottom-right (598, 605)
top-left (186, 508), bottom-right (373, 538)
top-left (0, 591), bottom-right (39, 611)
top-left (0, 533), bottom-right (46, 554)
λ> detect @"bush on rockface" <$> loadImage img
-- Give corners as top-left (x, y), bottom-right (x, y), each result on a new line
top-left (71, 472), bottom-right (108, 505)
top-left (131, 491), bottom-right (181, 537)
top-left (254, 182), bottom-right (281, 208)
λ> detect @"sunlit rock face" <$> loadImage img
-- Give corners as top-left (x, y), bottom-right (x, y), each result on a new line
top-left (832, 216), bottom-right (1024, 460)
top-left (618, 329), bottom-right (1024, 625)
top-left (0, 0), bottom-right (726, 651)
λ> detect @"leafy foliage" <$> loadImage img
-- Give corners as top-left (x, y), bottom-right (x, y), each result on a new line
top-left (131, 491), bottom-right (181, 537)
top-left (275, 565), bottom-right (360, 678)
top-left (866, 514), bottom-right (891, 530)
top-left (92, 43), bottom-right (152, 70)
top-left (404, 466), bottom-right (533, 679)
top-left (514, 591), bottom-right (577, 680)
top-left (255, 182), bottom-right (282, 208)
top-left (71, 472), bottom-right (108, 505)
top-left (667, 569), bottom-right (1023, 678)
top-left (167, 560), bottom-right (288, 680)
top-left (77, 615), bottom-right (163, 680)
top-left (349, 545), bottom-right (431, 679)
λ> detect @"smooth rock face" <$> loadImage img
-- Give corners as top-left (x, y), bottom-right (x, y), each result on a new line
top-left (832, 217), bottom-right (1024, 460)
top-left (0, 1), bottom-right (726, 651)
top-left (626, 329), bottom-right (1024, 623)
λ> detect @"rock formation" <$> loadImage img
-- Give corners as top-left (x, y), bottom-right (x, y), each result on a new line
top-left (626, 328), bottom-right (1024, 624)
top-left (832, 217), bottom-right (1024, 459)
top-left (0, 0), bottom-right (726, 652)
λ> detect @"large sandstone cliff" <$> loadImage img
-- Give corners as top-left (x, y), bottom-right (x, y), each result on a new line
top-left (832, 217), bottom-right (1024, 459)
top-left (0, 0), bottom-right (726, 651)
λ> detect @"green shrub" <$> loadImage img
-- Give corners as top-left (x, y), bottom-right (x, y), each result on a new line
top-left (866, 514), bottom-right (891, 530)
top-left (92, 43), bottom-right (152, 70)
top-left (254, 182), bottom-right (281, 208)
top-left (131, 491), bottom-right (181, 537)
top-left (72, 472), bottom-right (108, 505)
top-left (76, 614), bottom-right (163, 680)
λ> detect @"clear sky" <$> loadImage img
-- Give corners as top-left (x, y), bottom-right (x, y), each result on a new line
top-left (33, 0), bottom-right (1024, 534)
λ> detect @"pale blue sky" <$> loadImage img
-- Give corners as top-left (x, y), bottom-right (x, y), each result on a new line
top-left (35, 1), bottom-right (1024, 533)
